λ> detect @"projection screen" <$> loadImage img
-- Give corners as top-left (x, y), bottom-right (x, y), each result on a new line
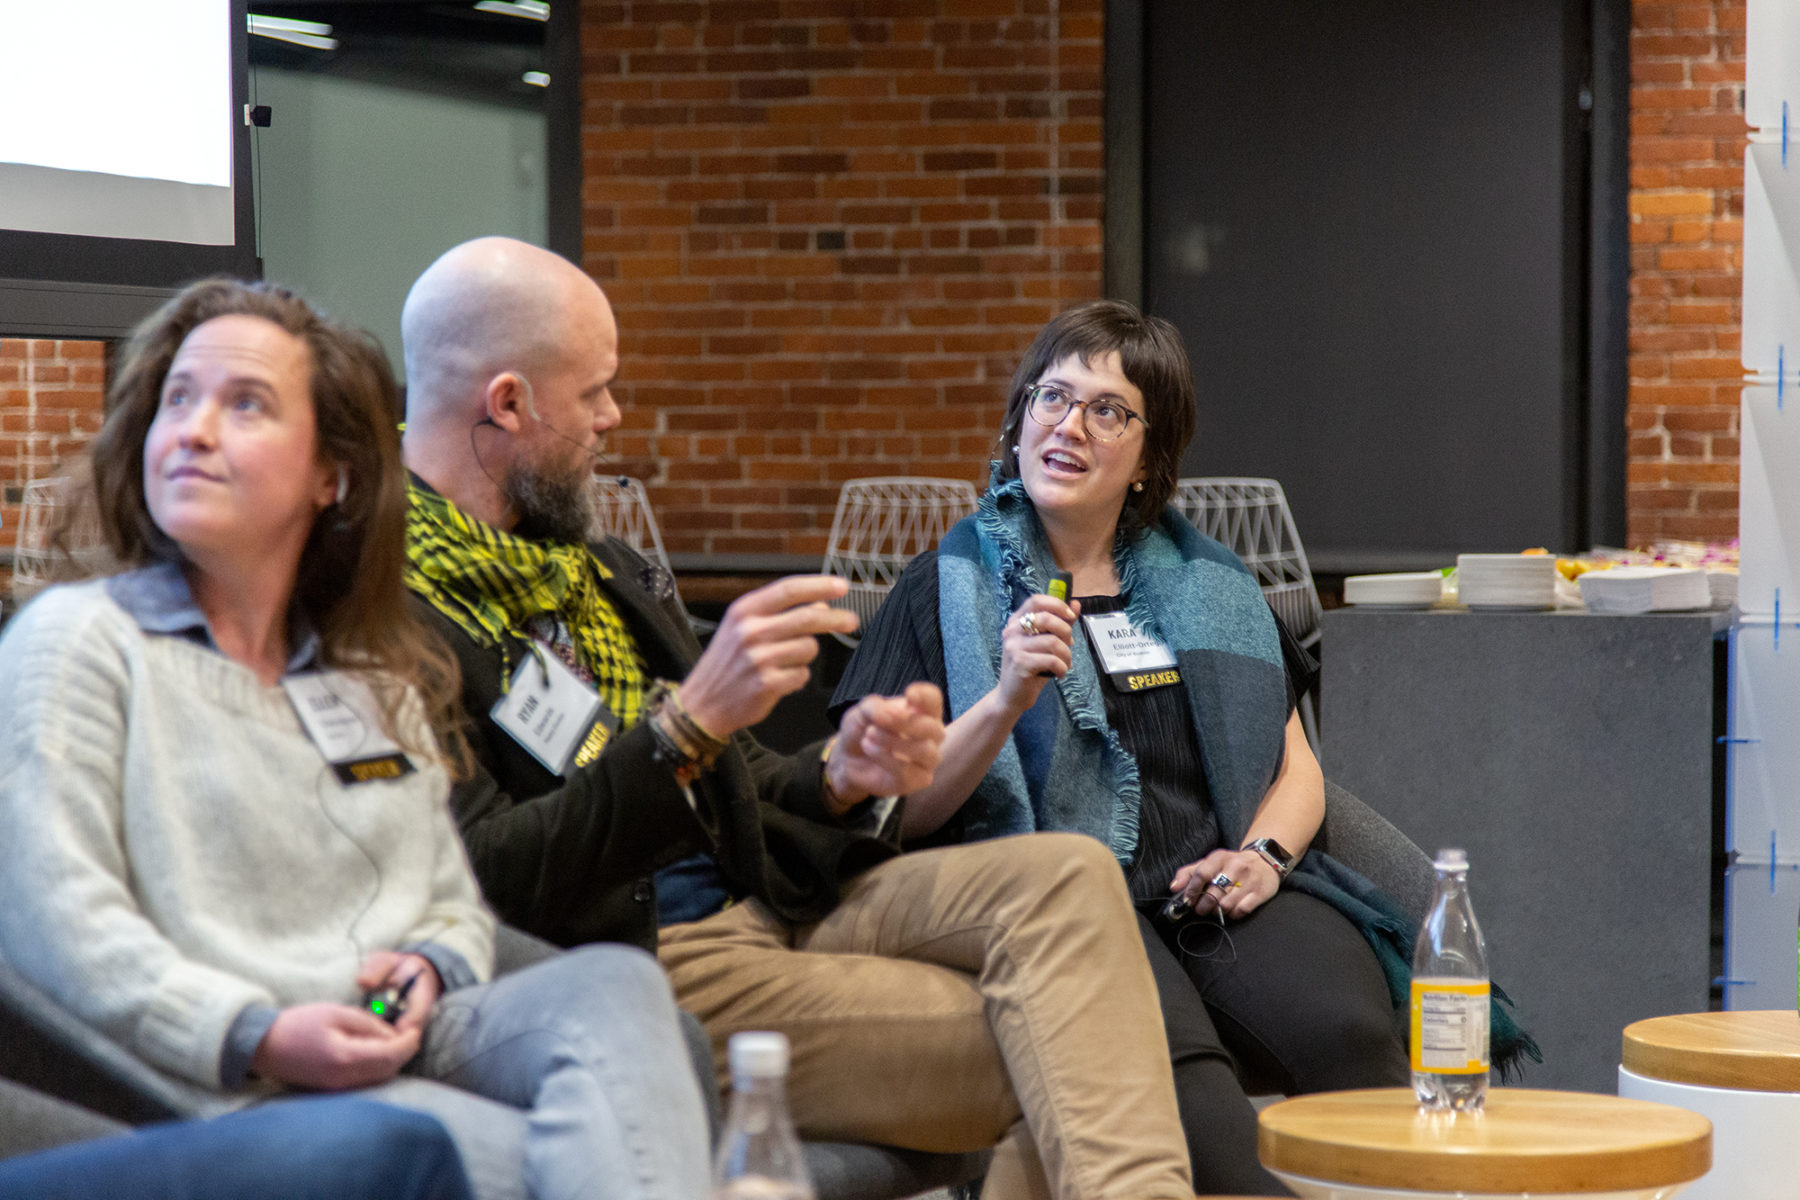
top-left (0, 1), bottom-right (234, 245)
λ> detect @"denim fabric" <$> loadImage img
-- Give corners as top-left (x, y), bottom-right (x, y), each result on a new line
top-left (654, 853), bottom-right (734, 926)
top-left (0, 1097), bottom-right (472, 1200)
top-left (372, 944), bottom-right (711, 1200)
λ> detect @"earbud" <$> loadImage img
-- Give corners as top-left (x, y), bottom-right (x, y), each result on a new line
top-left (1011, 445), bottom-right (1021, 456)
top-left (335, 463), bottom-right (349, 506)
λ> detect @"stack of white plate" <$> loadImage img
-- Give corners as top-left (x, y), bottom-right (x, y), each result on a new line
top-left (1457, 553), bottom-right (1556, 610)
top-left (1707, 569), bottom-right (1738, 609)
top-left (1344, 572), bottom-right (1444, 609)
top-left (1579, 566), bottom-right (1712, 614)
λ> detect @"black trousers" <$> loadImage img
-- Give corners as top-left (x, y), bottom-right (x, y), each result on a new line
top-left (1136, 889), bottom-right (1410, 1197)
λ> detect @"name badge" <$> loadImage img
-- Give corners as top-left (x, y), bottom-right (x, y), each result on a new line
top-left (490, 647), bottom-right (619, 778)
top-left (282, 671), bottom-right (417, 786)
top-left (1080, 611), bottom-right (1181, 692)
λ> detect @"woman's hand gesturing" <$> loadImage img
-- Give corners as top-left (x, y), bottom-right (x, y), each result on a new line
top-left (1170, 847), bottom-right (1281, 920)
top-left (997, 594), bottom-right (1080, 715)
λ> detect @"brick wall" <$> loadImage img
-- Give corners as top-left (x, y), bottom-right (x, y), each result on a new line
top-left (579, 0), bottom-right (1104, 563)
top-left (0, 3), bottom-right (1754, 569)
top-left (1626, 0), bottom-right (1746, 545)
top-left (0, 339), bottom-right (107, 587)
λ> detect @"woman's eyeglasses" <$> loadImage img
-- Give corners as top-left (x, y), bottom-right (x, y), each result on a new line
top-left (1024, 385), bottom-right (1149, 442)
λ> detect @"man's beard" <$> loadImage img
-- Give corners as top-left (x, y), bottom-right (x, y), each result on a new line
top-left (504, 452), bottom-right (596, 545)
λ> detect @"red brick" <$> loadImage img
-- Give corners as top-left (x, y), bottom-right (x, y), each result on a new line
top-left (576, 2), bottom-right (1120, 552)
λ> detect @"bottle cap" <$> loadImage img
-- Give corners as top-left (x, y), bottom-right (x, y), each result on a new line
top-left (728, 1031), bottom-right (789, 1078)
top-left (1434, 848), bottom-right (1469, 870)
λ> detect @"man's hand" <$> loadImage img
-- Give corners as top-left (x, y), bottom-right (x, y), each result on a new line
top-left (249, 1004), bottom-right (420, 1090)
top-left (679, 575), bottom-right (860, 738)
top-left (825, 682), bottom-right (945, 811)
top-left (356, 951), bottom-right (441, 1036)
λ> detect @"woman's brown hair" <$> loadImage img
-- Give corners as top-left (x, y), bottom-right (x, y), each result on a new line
top-left (80, 277), bottom-right (466, 770)
top-left (995, 299), bottom-right (1197, 540)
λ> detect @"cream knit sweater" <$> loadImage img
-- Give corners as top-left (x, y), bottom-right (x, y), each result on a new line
top-left (0, 579), bottom-right (494, 1090)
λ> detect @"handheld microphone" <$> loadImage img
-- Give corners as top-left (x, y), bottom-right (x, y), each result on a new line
top-left (363, 970), bottom-right (419, 1025)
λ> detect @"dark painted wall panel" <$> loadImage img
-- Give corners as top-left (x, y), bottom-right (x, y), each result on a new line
top-left (1145, 1), bottom-right (1578, 570)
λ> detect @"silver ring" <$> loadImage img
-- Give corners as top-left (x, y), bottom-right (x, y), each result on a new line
top-left (1211, 873), bottom-right (1238, 890)
top-left (1020, 613), bottom-right (1039, 636)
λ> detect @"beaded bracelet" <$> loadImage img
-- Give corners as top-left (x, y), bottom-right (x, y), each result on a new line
top-left (646, 681), bottom-right (727, 782)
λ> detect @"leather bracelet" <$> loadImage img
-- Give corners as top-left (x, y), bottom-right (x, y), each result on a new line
top-left (818, 736), bottom-right (852, 816)
top-left (646, 710), bottom-right (701, 785)
top-left (647, 680), bottom-right (727, 774)
top-left (646, 682), bottom-right (725, 782)
top-left (661, 684), bottom-right (727, 760)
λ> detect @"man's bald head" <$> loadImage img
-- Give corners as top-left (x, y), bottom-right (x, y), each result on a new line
top-left (401, 237), bottom-right (610, 423)
top-left (400, 237), bottom-right (622, 535)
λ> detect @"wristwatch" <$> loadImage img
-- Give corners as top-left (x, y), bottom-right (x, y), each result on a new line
top-left (1244, 837), bottom-right (1296, 880)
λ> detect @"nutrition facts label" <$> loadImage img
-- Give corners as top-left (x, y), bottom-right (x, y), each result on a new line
top-left (1411, 979), bottom-right (1490, 1073)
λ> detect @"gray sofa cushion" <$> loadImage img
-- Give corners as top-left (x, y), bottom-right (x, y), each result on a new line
top-left (0, 1078), bottom-right (127, 1161)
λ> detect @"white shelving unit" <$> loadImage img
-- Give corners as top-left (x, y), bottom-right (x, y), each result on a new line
top-left (1741, 142), bottom-right (1800, 380)
top-left (1746, 0), bottom-right (1800, 134)
top-left (1725, 2), bottom-right (1800, 1009)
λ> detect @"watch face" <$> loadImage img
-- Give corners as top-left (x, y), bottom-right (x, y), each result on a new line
top-left (1254, 838), bottom-right (1294, 870)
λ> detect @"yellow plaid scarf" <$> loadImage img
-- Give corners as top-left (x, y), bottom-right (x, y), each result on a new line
top-left (406, 479), bottom-right (647, 729)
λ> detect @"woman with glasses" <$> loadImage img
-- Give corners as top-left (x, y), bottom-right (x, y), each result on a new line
top-left (832, 300), bottom-right (1410, 1196)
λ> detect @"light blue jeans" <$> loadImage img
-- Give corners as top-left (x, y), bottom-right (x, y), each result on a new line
top-left (369, 944), bottom-right (711, 1200)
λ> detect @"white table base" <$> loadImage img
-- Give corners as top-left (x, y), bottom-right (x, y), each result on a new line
top-left (1617, 1065), bottom-right (1800, 1200)
top-left (1273, 1170), bottom-right (1690, 1200)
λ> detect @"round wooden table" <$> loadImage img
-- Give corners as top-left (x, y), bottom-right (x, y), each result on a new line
top-left (1619, 1011), bottom-right (1800, 1200)
top-left (1621, 1011), bottom-right (1800, 1091)
top-left (1257, 1087), bottom-right (1712, 1199)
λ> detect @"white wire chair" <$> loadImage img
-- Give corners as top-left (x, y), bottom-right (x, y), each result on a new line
top-left (10, 475), bottom-right (109, 607)
top-left (821, 477), bottom-right (979, 640)
top-left (1172, 476), bottom-right (1323, 749)
top-left (587, 475), bottom-right (672, 575)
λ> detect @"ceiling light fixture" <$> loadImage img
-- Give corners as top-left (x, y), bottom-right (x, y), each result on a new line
top-left (475, 1), bottom-right (550, 20)
top-left (248, 14), bottom-right (338, 51)
top-left (522, 71), bottom-right (551, 87)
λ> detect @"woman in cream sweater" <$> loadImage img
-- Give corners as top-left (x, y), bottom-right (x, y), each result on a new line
top-left (0, 280), bottom-right (708, 1200)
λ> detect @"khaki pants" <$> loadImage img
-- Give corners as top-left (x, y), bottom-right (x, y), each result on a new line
top-left (658, 832), bottom-right (1192, 1200)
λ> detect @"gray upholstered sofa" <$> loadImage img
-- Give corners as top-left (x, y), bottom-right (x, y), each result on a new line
top-left (0, 925), bottom-right (985, 1196)
top-left (1, 781), bottom-right (1431, 1191)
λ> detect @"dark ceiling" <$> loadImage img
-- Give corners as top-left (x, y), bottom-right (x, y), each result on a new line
top-left (249, 2), bottom-right (547, 111)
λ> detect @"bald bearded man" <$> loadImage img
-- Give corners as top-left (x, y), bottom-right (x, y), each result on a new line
top-left (398, 238), bottom-right (1194, 1200)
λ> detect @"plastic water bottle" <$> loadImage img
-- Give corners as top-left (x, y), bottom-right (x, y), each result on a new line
top-left (1411, 848), bottom-right (1490, 1113)
top-left (710, 1032), bottom-right (815, 1200)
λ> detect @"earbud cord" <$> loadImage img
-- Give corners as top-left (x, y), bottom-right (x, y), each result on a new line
top-left (468, 371), bottom-right (625, 492)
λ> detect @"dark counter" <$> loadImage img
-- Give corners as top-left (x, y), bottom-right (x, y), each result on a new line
top-left (1321, 607), bottom-right (1727, 1094)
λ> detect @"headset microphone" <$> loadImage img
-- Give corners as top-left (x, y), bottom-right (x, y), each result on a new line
top-left (472, 370), bottom-right (613, 469)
